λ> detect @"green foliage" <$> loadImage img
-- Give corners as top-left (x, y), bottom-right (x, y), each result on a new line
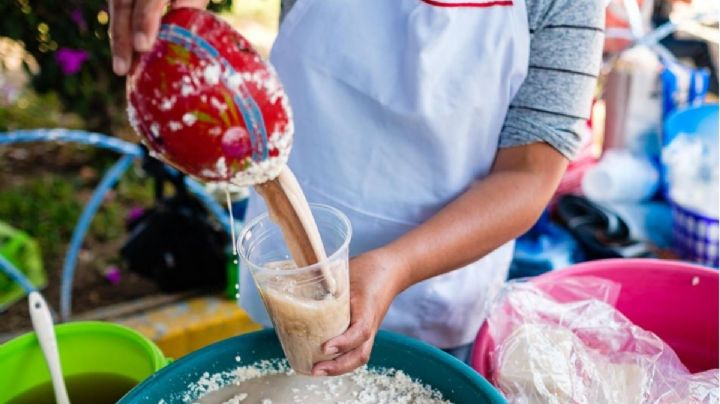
top-left (0, 176), bottom-right (82, 259)
top-left (0, 0), bottom-right (232, 132)
top-left (116, 167), bottom-right (155, 206)
top-left (0, 164), bottom-right (154, 262)
top-left (0, 90), bottom-right (83, 131)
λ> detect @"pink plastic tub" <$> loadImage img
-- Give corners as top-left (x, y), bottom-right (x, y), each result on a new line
top-left (471, 259), bottom-right (719, 378)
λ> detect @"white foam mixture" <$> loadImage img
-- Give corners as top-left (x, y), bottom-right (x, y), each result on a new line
top-left (178, 359), bottom-right (451, 404)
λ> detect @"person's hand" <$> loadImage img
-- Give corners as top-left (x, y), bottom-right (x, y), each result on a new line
top-left (311, 249), bottom-right (405, 376)
top-left (109, 0), bottom-right (210, 75)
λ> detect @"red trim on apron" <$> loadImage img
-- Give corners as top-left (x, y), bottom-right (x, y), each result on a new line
top-left (420, 0), bottom-right (513, 7)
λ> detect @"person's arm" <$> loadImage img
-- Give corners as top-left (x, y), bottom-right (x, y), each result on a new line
top-left (385, 143), bottom-right (568, 290)
top-left (311, 143), bottom-right (568, 376)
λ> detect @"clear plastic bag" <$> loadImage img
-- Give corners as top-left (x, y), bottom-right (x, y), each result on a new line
top-left (484, 277), bottom-right (719, 404)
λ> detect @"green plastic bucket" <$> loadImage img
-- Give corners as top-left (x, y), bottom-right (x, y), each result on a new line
top-left (0, 321), bottom-right (169, 402)
top-left (120, 329), bottom-right (506, 403)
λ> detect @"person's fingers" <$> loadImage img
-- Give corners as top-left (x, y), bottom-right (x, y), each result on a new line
top-left (312, 339), bottom-right (373, 376)
top-left (322, 292), bottom-right (374, 355)
top-left (171, 0), bottom-right (210, 9)
top-left (321, 318), bottom-right (372, 356)
top-left (131, 0), bottom-right (166, 52)
top-left (109, 0), bottom-right (134, 75)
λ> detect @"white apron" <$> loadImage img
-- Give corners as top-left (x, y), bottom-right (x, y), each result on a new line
top-left (240, 0), bottom-right (530, 348)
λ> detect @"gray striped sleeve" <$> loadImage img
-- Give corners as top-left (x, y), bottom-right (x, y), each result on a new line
top-left (499, 0), bottom-right (606, 159)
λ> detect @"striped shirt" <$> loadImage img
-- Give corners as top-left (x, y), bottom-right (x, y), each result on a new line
top-left (499, 0), bottom-right (605, 158)
top-left (279, 0), bottom-right (606, 159)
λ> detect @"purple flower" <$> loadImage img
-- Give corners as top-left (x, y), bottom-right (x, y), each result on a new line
top-left (104, 266), bottom-right (122, 285)
top-left (55, 48), bottom-right (89, 75)
top-left (127, 207), bottom-right (146, 224)
top-left (70, 9), bottom-right (88, 32)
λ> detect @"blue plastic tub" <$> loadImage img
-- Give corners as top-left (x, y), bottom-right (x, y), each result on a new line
top-left (120, 329), bottom-right (506, 403)
top-left (663, 103), bottom-right (718, 147)
top-left (662, 104), bottom-right (719, 266)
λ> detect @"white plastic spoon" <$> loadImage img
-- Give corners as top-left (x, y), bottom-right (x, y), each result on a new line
top-left (28, 291), bottom-right (70, 404)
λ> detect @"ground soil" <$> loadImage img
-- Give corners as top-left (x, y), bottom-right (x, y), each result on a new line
top-left (0, 142), bottom-right (160, 335)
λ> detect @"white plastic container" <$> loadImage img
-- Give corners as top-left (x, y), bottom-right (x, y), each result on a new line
top-left (582, 149), bottom-right (660, 202)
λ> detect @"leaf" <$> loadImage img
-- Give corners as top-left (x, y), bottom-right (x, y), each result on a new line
top-left (219, 109), bottom-right (230, 127)
top-left (222, 91), bottom-right (241, 125)
top-left (190, 110), bottom-right (220, 125)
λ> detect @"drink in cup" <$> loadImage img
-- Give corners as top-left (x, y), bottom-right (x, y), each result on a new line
top-left (239, 204), bottom-right (351, 374)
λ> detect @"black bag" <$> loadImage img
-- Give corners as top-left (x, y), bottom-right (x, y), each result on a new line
top-left (555, 195), bottom-right (654, 259)
top-left (121, 155), bottom-right (227, 292)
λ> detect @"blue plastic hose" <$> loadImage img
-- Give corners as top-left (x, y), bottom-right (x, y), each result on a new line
top-left (0, 129), bottom-right (142, 156)
top-left (0, 254), bottom-right (35, 293)
top-left (59, 154), bottom-right (135, 320)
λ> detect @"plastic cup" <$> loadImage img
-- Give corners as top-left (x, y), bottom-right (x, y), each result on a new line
top-left (238, 203), bottom-right (351, 374)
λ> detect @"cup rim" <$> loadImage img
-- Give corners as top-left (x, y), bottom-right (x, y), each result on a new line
top-left (237, 203), bottom-right (352, 276)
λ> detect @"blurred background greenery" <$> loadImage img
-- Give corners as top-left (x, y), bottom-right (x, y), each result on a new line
top-left (0, 0), bottom-right (234, 131)
top-left (0, 0), bottom-right (280, 325)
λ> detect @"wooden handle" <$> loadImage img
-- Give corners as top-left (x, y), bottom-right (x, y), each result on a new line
top-left (255, 167), bottom-right (337, 295)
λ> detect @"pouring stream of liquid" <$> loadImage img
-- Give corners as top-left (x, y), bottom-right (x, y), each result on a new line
top-left (254, 167), bottom-right (336, 295)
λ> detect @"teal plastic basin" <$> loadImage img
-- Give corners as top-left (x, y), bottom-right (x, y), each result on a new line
top-left (120, 329), bottom-right (505, 403)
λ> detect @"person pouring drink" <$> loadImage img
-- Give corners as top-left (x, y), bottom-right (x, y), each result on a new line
top-left (110, 0), bottom-right (605, 376)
